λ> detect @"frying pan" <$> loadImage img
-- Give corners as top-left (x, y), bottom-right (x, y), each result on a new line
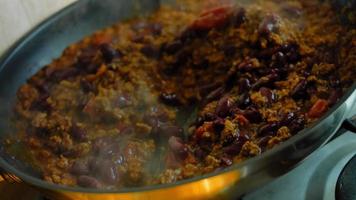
top-left (0, 0), bottom-right (355, 199)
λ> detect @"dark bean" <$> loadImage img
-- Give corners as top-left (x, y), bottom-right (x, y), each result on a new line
top-left (212, 118), bottom-right (225, 133)
top-left (71, 125), bottom-right (87, 142)
top-left (225, 69), bottom-right (237, 90)
top-left (194, 148), bottom-right (207, 160)
top-left (199, 82), bottom-right (220, 96)
top-left (232, 7), bottom-right (246, 27)
top-left (100, 43), bottom-right (122, 63)
top-left (76, 47), bottom-right (97, 69)
top-left (258, 136), bottom-right (272, 150)
top-left (52, 68), bottom-right (79, 81)
top-left (70, 160), bottom-right (90, 175)
top-left (141, 44), bottom-right (160, 59)
top-left (258, 122), bottom-right (279, 136)
top-left (279, 112), bottom-right (296, 127)
top-left (31, 93), bottom-right (51, 111)
top-left (159, 92), bottom-right (182, 106)
top-left (236, 93), bottom-right (251, 109)
top-left (241, 107), bottom-right (262, 123)
top-left (216, 95), bottom-right (234, 117)
top-left (115, 94), bottom-right (132, 108)
top-left (272, 51), bottom-right (286, 67)
top-left (223, 133), bottom-right (249, 155)
top-left (150, 23), bottom-right (162, 35)
top-left (252, 73), bottom-right (279, 90)
top-left (168, 136), bottom-right (188, 159)
top-left (258, 47), bottom-right (279, 60)
top-left (77, 175), bottom-right (102, 188)
top-left (238, 60), bottom-right (254, 71)
top-left (90, 159), bottom-right (118, 184)
top-left (288, 115), bottom-right (305, 134)
top-left (204, 87), bottom-right (225, 103)
top-left (291, 79), bottom-right (308, 99)
top-left (157, 124), bottom-right (183, 137)
top-left (204, 113), bottom-right (218, 122)
top-left (258, 14), bottom-right (280, 35)
top-left (221, 157), bottom-right (233, 166)
top-left (222, 44), bottom-right (236, 57)
top-left (281, 4), bottom-right (302, 17)
top-left (329, 76), bottom-right (340, 88)
top-left (85, 63), bottom-right (100, 74)
top-left (80, 79), bottom-right (96, 93)
top-left (328, 89), bottom-right (342, 106)
top-left (238, 78), bottom-right (251, 94)
top-left (164, 40), bottom-right (183, 54)
top-left (259, 87), bottom-right (276, 104)
top-left (92, 136), bottom-right (114, 155)
top-left (131, 21), bottom-right (148, 31)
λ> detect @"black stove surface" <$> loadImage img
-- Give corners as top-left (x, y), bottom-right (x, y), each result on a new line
top-left (336, 155), bottom-right (356, 200)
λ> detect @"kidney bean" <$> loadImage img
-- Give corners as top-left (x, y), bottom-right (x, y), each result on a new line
top-left (212, 118), bottom-right (225, 133)
top-left (164, 40), bottom-right (183, 54)
top-left (157, 124), bottom-right (183, 137)
top-left (258, 122), bottom-right (279, 136)
top-left (232, 7), bottom-right (246, 27)
top-left (150, 23), bottom-right (163, 35)
top-left (308, 99), bottom-right (329, 118)
top-left (77, 175), bottom-right (102, 188)
top-left (141, 44), bottom-right (160, 59)
top-left (194, 148), bottom-right (207, 161)
top-left (241, 107), bottom-right (262, 123)
top-left (115, 94), bottom-right (132, 108)
top-left (260, 87), bottom-right (276, 104)
top-left (80, 79), bottom-right (96, 93)
top-left (89, 159), bottom-right (118, 184)
top-left (238, 78), bottom-right (251, 94)
top-left (290, 79), bottom-right (308, 99)
top-left (279, 112), bottom-right (296, 127)
top-left (257, 136), bottom-right (272, 150)
top-left (159, 92), bottom-right (182, 106)
top-left (70, 160), bottom-right (90, 175)
top-left (216, 95), bottom-right (234, 117)
top-left (252, 73), bottom-right (279, 90)
top-left (30, 93), bottom-right (50, 111)
top-left (168, 136), bottom-right (188, 159)
top-left (51, 68), bottom-right (79, 81)
top-left (204, 86), bottom-right (225, 103)
top-left (221, 156), bottom-right (233, 166)
top-left (272, 51), bottom-right (287, 67)
top-left (223, 133), bottom-right (249, 155)
top-left (100, 43), bottom-right (122, 63)
top-left (76, 47), bottom-right (97, 68)
top-left (222, 44), bottom-right (236, 57)
top-left (236, 93), bottom-right (251, 109)
top-left (289, 115), bottom-right (305, 134)
top-left (258, 14), bottom-right (280, 35)
top-left (71, 124), bottom-right (87, 142)
top-left (190, 5), bottom-right (234, 31)
top-left (328, 89), bottom-right (342, 106)
top-left (165, 151), bottom-right (181, 169)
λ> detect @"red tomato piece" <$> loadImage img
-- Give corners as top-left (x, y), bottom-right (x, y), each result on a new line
top-left (191, 5), bottom-right (234, 30)
top-left (308, 99), bottom-right (329, 118)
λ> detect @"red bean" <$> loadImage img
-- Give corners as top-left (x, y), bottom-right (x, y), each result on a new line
top-left (258, 122), bottom-right (279, 136)
top-left (259, 87), bottom-right (276, 104)
top-left (159, 92), bottom-right (182, 106)
top-left (258, 14), bottom-right (280, 35)
top-left (100, 43), bottom-right (122, 63)
top-left (70, 160), bottom-right (90, 175)
top-left (77, 175), bottom-right (102, 188)
top-left (168, 136), bottom-right (188, 159)
top-left (216, 95), bottom-right (234, 117)
top-left (71, 124), bottom-right (87, 142)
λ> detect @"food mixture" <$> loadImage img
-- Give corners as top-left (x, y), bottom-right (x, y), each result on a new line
top-left (7, 0), bottom-right (355, 189)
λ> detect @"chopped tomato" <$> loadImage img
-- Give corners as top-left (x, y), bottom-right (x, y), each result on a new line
top-left (191, 5), bottom-right (234, 30)
top-left (92, 33), bottom-right (112, 46)
top-left (308, 99), bottom-right (329, 118)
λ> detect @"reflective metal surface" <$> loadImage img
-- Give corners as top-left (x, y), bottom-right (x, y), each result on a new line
top-left (0, 0), bottom-right (355, 199)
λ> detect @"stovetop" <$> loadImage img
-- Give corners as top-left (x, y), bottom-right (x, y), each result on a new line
top-left (2, 107), bottom-right (355, 200)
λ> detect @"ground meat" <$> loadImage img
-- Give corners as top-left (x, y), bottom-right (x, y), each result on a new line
top-left (6, 0), bottom-right (355, 189)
